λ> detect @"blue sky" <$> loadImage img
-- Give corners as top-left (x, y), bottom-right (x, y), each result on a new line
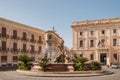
top-left (0, 0), bottom-right (120, 48)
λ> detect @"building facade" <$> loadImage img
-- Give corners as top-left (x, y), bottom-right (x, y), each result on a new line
top-left (45, 31), bottom-right (64, 61)
top-left (0, 18), bottom-right (46, 67)
top-left (45, 31), bottom-right (63, 48)
top-left (71, 18), bottom-right (120, 65)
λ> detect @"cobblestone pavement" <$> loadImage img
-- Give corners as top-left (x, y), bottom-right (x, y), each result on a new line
top-left (0, 67), bottom-right (120, 80)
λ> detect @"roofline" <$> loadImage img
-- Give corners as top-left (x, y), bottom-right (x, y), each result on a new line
top-left (46, 31), bottom-right (63, 40)
top-left (0, 17), bottom-right (45, 33)
top-left (71, 18), bottom-right (120, 28)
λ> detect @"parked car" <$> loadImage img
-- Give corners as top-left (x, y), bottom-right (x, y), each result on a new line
top-left (111, 63), bottom-right (120, 68)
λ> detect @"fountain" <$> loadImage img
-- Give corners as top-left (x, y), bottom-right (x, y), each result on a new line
top-left (37, 40), bottom-right (74, 72)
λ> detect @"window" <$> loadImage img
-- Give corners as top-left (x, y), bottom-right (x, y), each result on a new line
top-left (113, 53), bottom-right (117, 60)
top-left (23, 32), bottom-right (27, 39)
top-left (90, 54), bottom-right (94, 60)
top-left (101, 39), bottom-right (105, 43)
top-left (90, 40), bottom-right (94, 47)
top-left (113, 29), bottom-right (116, 34)
top-left (13, 30), bottom-right (17, 38)
top-left (101, 39), bottom-right (105, 47)
top-left (39, 36), bottom-right (41, 41)
top-left (31, 34), bottom-right (34, 41)
top-left (31, 57), bottom-right (35, 61)
top-left (30, 45), bottom-right (34, 52)
top-left (80, 54), bottom-right (83, 57)
top-left (80, 32), bottom-right (83, 36)
top-left (1, 56), bottom-right (7, 62)
top-left (38, 46), bottom-right (41, 53)
top-left (90, 31), bottom-right (94, 35)
top-left (2, 27), bottom-right (6, 37)
top-left (80, 40), bottom-right (83, 48)
top-left (113, 39), bottom-right (117, 46)
top-left (48, 35), bottom-right (52, 40)
top-left (23, 44), bottom-right (26, 52)
top-left (101, 30), bottom-right (105, 34)
top-left (13, 43), bottom-right (17, 51)
top-left (2, 41), bottom-right (6, 50)
top-left (49, 43), bottom-right (52, 46)
top-left (13, 56), bottom-right (18, 62)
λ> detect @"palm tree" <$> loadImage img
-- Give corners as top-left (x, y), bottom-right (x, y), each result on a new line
top-left (18, 55), bottom-right (33, 70)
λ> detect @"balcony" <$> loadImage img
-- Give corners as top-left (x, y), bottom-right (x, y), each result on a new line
top-left (0, 47), bottom-right (9, 53)
top-left (0, 33), bottom-right (9, 39)
top-left (11, 36), bottom-right (20, 40)
top-left (11, 48), bottom-right (20, 53)
top-left (37, 50), bottom-right (41, 54)
top-left (21, 49), bottom-right (29, 53)
top-left (21, 37), bottom-right (29, 42)
top-left (37, 40), bottom-right (43, 44)
top-left (30, 39), bottom-right (36, 43)
top-left (30, 50), bottom-right (37, 54)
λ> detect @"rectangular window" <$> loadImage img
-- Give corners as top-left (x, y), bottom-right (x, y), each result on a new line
top-left (31, 34), bottom-right (34, 41)
top-left (2, 27), bottom-right (6, 37)
top-left (113, 39), bottom-right (117, 46)
top-left (38, 46), bottom-right (41, 53)
top-left (13, 43), bottom-right (17, 51)
top-left (23, 32), bottom-right (27, 40)
top-left (90, 31), bottom-right (94, 35)
top-left (80, 40), bottom-right (83, 48)
top-left (39, 36), bottom-right (41, 41)
top-left (30, 45), bottom-right (34, 52)
top-left (13, 56), bottom-right (18, 62)
top-left (113, 53), bottom-right (117, 60)
top-left (80, 54), bottom-right (83, 57)
top-left (90, 54), bottom-right (94, 60)
top-left (80, 32), bottom-right (83, 36)
top-left (48, 35), bottom-right (52, 40)
top-left (31, 57), bottom-right (35, 61)
top-left (101, 39), bottom-right (105, 47)
top-left (113, 29), bottom-right (116, 34)
top-left (49, 43), bottom-right (52, 46)
top-left (1, 56), bottom-right (7, 62)
top-left (13, 30), bottom-right (17, 38)
top-left (90, 40), bottom-right (94, 47)
top-left (101, 30), bottom-right (105, 35)
top-left (23, 44), bottom-right (26, 52)
top-left (2, 41), bottom-right (6, 50)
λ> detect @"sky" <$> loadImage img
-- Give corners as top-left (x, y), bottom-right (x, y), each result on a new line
top-left (0, 0), bottom-right (120, 48)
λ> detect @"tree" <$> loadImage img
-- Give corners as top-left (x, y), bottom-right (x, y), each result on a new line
top-left (73, 57), bottom-right (88, 71)
top-left (90, 61), bottom-right (101, 70)
top-left (39, 57), bottom-right (50, 72)
top-left (18, 55), bottom-right (33, 70)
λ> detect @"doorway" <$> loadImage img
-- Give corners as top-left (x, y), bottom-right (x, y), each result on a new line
top-left (100, 53), bottom-right (107, 65)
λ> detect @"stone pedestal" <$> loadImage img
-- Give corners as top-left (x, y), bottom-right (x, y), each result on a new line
top-left (67, 65), bottom-right (74, 72)
top-left (31, 63), bottom-right (42, 72)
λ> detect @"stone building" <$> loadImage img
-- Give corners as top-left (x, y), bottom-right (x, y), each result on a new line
top-left (71, 18), bottom-right (120, 65)
top-left (0, 18), bottom-right (63, 67)
top-left (45, 31), bottom-right (63, 48)
top-left (44, 31), bottom-right (64, 62)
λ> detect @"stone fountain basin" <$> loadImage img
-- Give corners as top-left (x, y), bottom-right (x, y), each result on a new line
top-left (47, 63), bottom-right (74, 72)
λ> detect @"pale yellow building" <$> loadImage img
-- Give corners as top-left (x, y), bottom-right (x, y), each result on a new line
top-left (45, 31), bottom-right (63, 48)
top-left (0, 18), bottom-right (64, 67)
top-left (0, 18), bottom-right (45, 67)
top-left (71, 18), bottom-right (120, 65)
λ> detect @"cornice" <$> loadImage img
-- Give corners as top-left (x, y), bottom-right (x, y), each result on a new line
top-left (46, 31), bottom-right (63, 40)
top-left (71, 18), bottom-right (120, 28)
top-left (0, 17), bottom-right (45, 33)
